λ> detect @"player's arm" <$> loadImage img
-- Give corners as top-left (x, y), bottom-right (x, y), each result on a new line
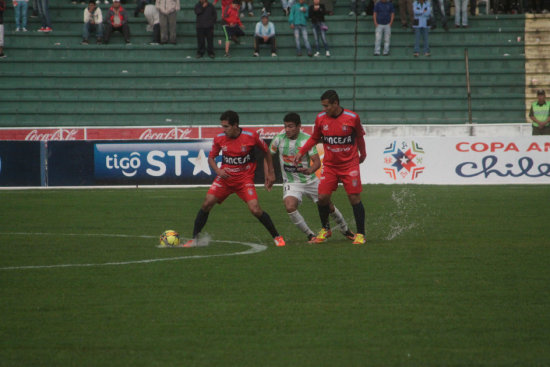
top-left (355, 118), bottom-right (367, 163)
top-left (294, 122), bottom-right (321, 166)
top-left (263, 149), bottom-right (276, 191)
top-left (298, 153), bottom-right (321, 175)
top-left (208, 140), bottom-right (229, 178)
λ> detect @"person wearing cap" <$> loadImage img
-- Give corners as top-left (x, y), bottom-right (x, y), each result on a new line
top-left (529, 89), bottom-right (550, 135)
top-left (253, 13), bottom-right (276, 57)
top-left (104, 0), bottom-right (130, 44)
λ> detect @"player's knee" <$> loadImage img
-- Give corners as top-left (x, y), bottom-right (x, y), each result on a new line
top-left (250, 207), bottom-right (263, 217)
top-left (318, 194), bottom-right (331, 206)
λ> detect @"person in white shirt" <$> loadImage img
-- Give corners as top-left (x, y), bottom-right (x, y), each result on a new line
top-left (253, 13), bottom-right (276, 57)
top-left (82, 0), bottom-right (103, 44)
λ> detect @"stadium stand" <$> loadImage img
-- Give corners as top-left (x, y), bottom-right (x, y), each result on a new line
top-left (0, 0), bottom-right (546, 127)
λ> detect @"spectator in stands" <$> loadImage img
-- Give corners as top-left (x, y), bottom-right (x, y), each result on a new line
top-left (253, 13), bottom-right (276, 56)
top-left (309, 0), bottom-right (329, 56)
top-left (412, 0), bottom-right (431, 57)
top-left (104, 0), bottom-right (130, 44)
top-left (241, 0), bottom-right (254, 16)
top-left (195, 0), bottom-right (216, 58)
top-left (261, 0), bottom-right (273, 15)
top-left (222, 0), bottom-right (244, 57)
top-left (289, 0), bottom-right (312, 56)
top-left (530, 89), bottom-right (550, 135)
top-left (399, 0), bottom-right (413, 28)
top-left (281, 0), bottom-right (293, 16)
top-left (454, 0), bottom-right (468, 27)
top-left (373, 0), bottom-right (394, 56)
top-left (156, 0), bottom-right (179, 44)
top-left (135, 0), bottom-right (160, 44)
top-left (36, 0), bottom-right (52, 32)
top-left (431, 0), bottom-right (448, 30)
top-left (0, 0), bottom-right (5, 58)
top-left (82, 0), bottom-right (103, 44)
top-left (469, 0), bottom-right (477, 15)
top-left (13, 0), bottom-right (29, 32)
top-left (349, 0), bottom-right (366, 16)
top-left (213, 0), bottom-right (231, 16)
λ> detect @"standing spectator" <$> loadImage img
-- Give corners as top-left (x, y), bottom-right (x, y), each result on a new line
top-left (309, 0), bottom-right (330, 57)
top-left (530, 89), bottom-right (550, 135)
top-left (289, 0), bottom-right (312, 56)
top-left (431, 0), bottom-right (448, 30)
top-left (373, 0), bottom-right (394, 56)
top-left (348, 0), bottom-right (366, 16)
top-left (253, 13), bottom-right (276, 56)
top-left (195, 0), bottom-right (216, 58)
top-left (241, 0), bottom-right (254, 16)
top-left (222, 0), bottom-right (244, 57)
top-left (412, 0), bottom-right (431, 57)
top-left (82, 0), bottom-right (103, 44)
top-left (36, 0), bottom-right (52, 32)
top-left (13, 0), bottom-right (29, 31)
top-left (0, 0), bottom-right (5, 58)
top-left (261, 0), bottom-right (273, 15)
top-left (399, 0), bottom-right (413, 28)
top-left (470, 0), bottom-right (477, 15)
top-left (144, 3), bottom-right (160, 44)
top-left (104, 0), bottom-right (130, 44)
top-left (293, 90), bottom-right (367, 245)
top-left (281, 0), bottom-right (293, 15)
top-left (156, 0), bottom-right (179, 44)
top-left (454, 0), bottom-right (468, 27)
top-left (135, 0), bottom-right (160, 44)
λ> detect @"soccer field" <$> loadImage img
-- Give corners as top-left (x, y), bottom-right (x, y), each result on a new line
top-left (1, 185), bottom-right (549, 366)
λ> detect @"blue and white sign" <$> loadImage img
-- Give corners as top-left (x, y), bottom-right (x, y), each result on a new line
top-left (94, 142), bottom-right (219, 183)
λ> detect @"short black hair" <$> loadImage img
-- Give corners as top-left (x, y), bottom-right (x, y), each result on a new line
top-left (321, 89), bottom-right (340, 104)
top-left (220, 110), bottom-right (239, 126)
top-left (89, 0), bottom-right (96, 4)
top-left (283, 112), bottom-right (301, 126)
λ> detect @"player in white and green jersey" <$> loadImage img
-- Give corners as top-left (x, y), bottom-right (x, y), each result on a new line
top-left (269, 112), bottom-right (355, 243)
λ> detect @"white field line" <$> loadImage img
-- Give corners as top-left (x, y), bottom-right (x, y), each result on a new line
top-left (0, 232), bottom-right (267, 270)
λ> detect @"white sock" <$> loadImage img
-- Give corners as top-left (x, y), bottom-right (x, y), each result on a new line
top-left (288, 210), bottom-right (315, 237)
top-left (330, 207), bottom-right (349, 233)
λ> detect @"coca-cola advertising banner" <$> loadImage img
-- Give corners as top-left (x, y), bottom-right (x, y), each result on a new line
top-left (0, 126), bottom-right (308, 141)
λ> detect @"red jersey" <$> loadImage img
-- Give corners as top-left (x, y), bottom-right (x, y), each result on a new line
top-left (209, 128), bottom-right (268, 181)
top-left (300, 108), bottom-right (366, 168)
top-left (222, 5), bottom-right (242, 26)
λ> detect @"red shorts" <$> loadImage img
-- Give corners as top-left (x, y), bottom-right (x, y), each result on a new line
top-left (207, 176), bottom-right (258, 203)
top-left (318, 164), bottom-right (362, 195)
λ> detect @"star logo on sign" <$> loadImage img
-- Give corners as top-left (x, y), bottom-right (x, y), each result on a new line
top-left (188, 149), bottom-right (211, 175)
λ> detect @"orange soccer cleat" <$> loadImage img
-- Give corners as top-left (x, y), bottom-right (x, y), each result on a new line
top-left (274, 236), bottom-right (286, 247)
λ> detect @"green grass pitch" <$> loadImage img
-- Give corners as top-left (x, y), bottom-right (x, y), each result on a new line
top-left (1, 185), bottom-right (549, 366)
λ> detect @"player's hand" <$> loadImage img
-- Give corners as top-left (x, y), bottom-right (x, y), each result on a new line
top-left (290, 24), bottom-right (295, 29)
top-left (217, 168), bottom-right (229, 179)
top-left (293, 153), bottom-right (303, 166)
top-left (265, 172), bottom-right (275, 191)
top-left (297, 166), bottom-right (309, 174)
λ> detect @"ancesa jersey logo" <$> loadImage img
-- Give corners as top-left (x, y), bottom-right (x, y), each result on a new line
top-left (383, 140), bottom-right (426, 181)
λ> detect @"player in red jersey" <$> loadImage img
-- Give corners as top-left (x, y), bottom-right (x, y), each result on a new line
top-left (294, 90), bottom-right (367, 245)
top-left (183, 110), bottom-right (286, 247)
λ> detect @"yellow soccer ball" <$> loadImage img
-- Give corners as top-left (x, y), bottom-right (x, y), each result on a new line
top-left (159, 230), bottom-right (180, 247)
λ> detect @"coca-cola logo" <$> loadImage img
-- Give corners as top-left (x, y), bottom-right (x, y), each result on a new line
top-left (139, 128), bottom-right (193, 140)
top-left (25, 129), bottom-right (79, 141)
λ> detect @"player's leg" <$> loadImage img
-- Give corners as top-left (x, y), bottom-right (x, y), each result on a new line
top-left (183, 193), bottom-right (219, 247)
top-left (338, 166), bottom-right (366, 244)
top-left (328, 202), bottom-right (355, 240)
top-left (284, 194), bottom-right (316, 241)
top-left (238, 183), bottom-right (285, 246)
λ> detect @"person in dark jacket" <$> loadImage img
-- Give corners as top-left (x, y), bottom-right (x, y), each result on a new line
top-left (195, 0), bottom-right (217, 58)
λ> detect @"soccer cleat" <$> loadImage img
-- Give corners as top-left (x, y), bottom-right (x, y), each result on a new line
top-left (342, 230), bottom-right (356, 241)
top-left (274, 235), bottom-right (286, 247)
top-left (181, 239), bottom-right (197, 248)
top-left (310, 228), bottom-right (332, 243)
top-left (352, 233), bottom-right (366, 245)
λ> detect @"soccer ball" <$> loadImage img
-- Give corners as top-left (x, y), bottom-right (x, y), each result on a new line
top-left (159, 230), bottom-right (180, 247)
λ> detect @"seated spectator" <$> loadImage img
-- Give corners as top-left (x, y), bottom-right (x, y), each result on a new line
top-left (13, 0), bottom-right (29, 32)
top-left (222, 0), bottom-right (244, 57)
top-left (142, 2), bottom-right (160, 44)
top-left (104, 0), bottom-right (130, 44)
top-left (195, 0), bottom-right (216, 58)
top-left (289, 0), bottom-right (312, 56)
top-left (261, 0), bottom-right (273, 15)
top-left (373, 0), bottom-right (394, 56)
top-left (281, 0), bottom-right (293, 15)
top-left (530, 89), bottom-right (550, 135)
top-left (213, 0), bottom-right (231, 16)
top-left (82, 0), bottom-right (103, 44)
top-left (241, 0), bottom-right (254, 16)
top-left (156, 0), bottom-right (179, 44)
top-left (309, 0), bottom-right (330, 57)
top-left (0, 0), bottom-right (4, 58)
top-left (412, 0), bottom-right (431, 57)
top-left (253, 13), bottom-right (276, 56)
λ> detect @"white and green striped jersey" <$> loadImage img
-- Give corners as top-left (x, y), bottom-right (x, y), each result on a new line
top-left (269, 131), bottom-right (319, 184)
